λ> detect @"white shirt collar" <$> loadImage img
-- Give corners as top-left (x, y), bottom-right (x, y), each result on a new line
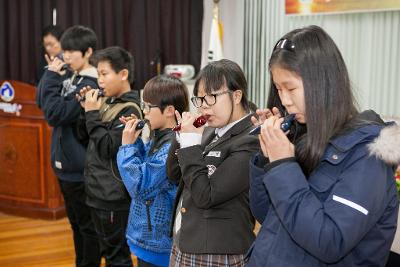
top-left (215, 114), bottom-right (250, 137)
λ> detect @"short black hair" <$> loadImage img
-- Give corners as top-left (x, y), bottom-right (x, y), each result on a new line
top-left (42, 25), bottom-right (63, 40)
top-left (143, 75), bottom-right (189, 114)
top-left (193, 59), bottom-right (250, 112)
top-left (92, 46), bottom-right (134, 83)
top-left (60, 25), bottom-right (97, 55)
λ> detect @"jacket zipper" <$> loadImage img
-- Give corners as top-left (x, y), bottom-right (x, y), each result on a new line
top-left (145, 200), bottom-right (153, 231)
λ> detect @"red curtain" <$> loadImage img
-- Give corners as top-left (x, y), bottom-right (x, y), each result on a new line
top-left (0, 0), bottom-right (54, 85)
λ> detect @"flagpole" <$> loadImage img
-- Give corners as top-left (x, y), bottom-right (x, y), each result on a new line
top-left (213, 0), bottom-right (220, 20)
top-left (213, 0), bottom-right (222, 50)
top-left (206, 0), bottom-right (224, 64)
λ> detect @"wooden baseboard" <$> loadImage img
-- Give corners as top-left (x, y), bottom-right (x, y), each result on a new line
top-left (0, 202), bottom-right (65, 220)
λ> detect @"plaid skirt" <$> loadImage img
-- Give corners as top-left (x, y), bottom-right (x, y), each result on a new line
top-left (169, 245), bottom-right (245, 267)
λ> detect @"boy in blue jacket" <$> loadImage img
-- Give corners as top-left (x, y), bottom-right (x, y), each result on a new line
top-left (36, 25), bottom-right (101, 267)
top-left (117, 75), bottom-right (189, 267)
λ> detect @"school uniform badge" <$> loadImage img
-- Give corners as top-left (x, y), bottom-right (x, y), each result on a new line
top-left (207, 164), bottom-right (217, 177)
top-left (207, 151), bottom-right (221, 157)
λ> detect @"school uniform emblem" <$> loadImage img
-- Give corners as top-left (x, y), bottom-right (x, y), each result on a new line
top-left (207, 164), bottom-right (217, 177)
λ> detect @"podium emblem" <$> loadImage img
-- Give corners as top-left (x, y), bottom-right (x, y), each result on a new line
top-left (1, 81), bottom-right (15, 102)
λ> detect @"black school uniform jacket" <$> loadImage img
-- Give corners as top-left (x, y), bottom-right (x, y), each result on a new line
top-left (167, 115), bottom-right (259, 254)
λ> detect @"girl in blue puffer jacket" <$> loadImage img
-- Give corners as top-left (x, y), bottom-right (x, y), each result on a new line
top-left (247, 25), bottom-right (400, 267)
top-left (117, 75), bottom-right (189, 267)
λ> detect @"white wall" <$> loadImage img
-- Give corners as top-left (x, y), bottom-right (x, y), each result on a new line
top-left (242, 0), bottom-right (400, 117)
top-left (200, 0), bottom-right (400, 117)
top-left (201, 0), bottom-right (245, 68)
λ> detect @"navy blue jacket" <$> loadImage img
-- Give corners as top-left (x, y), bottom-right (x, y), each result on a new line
top-left (36, 68), bottom-right (98, 181)
top-left (247, 121), bottom-right (400, 267)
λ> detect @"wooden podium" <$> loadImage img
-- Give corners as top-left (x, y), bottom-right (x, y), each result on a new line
top-left (0, 80), bottom-right (65, 219)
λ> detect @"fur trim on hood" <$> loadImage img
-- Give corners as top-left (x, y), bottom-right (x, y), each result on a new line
top-left (368, 123), bottom-right (400, 166)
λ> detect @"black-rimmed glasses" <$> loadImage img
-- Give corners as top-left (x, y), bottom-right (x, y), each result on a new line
top-left (274, 38), bottom-right (295, 52)
top-left (191, 91), bottom-right (231, 108)
top-left (140, 102), bottom-right (159, 113)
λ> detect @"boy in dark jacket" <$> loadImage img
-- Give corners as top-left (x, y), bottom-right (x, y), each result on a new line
top-left (77, 46), bottom-right (142, 267)
top-left (36, 25), bottom-right (101, 267)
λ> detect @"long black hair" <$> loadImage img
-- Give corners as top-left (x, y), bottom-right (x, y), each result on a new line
top-left (268, 25), bottom-right (359, 174)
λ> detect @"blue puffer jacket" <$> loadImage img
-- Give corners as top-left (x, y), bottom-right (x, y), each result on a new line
top-left (247, 122), bottom-right (400, 267)
top-left (117, 129), bottom-right (177, 254)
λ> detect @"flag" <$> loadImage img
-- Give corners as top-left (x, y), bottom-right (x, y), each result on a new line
top-left (207, 3), bottom-right (223, 63)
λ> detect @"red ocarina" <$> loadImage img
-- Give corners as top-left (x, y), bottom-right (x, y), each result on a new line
top-left (172, 115), bottom-right (210, 132)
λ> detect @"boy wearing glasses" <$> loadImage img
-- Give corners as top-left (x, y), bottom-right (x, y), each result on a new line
top-left (77, 46), bottom-right (142, 267)
top-left (116, 75), bottom-right (189, 267)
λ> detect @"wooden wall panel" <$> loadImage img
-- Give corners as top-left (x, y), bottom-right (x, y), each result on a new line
top-left (0, 122), bottom-right (44, 202)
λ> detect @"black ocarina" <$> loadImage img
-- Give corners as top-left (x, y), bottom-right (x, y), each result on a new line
top-left (249, 113), bottom-right (296, 135)
top-left (115, 119), bottom-right (148, 130)
top-left (78, 90), bottom-right (104, 102)
top-left (135, 119), bottom-right (147, 130)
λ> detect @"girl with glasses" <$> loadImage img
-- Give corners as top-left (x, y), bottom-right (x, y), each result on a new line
top-left (36, 25), bottom-right (64, 84)
top-left (247, 25), bottom-right (400, 267)
top-left (167, 59), bottom-right (259, 266)
top-left (117, 75), bottom-right (189, 267)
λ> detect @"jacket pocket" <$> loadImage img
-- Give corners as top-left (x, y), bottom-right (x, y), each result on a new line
top-left (309, 166), bottom-right (338, 202)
